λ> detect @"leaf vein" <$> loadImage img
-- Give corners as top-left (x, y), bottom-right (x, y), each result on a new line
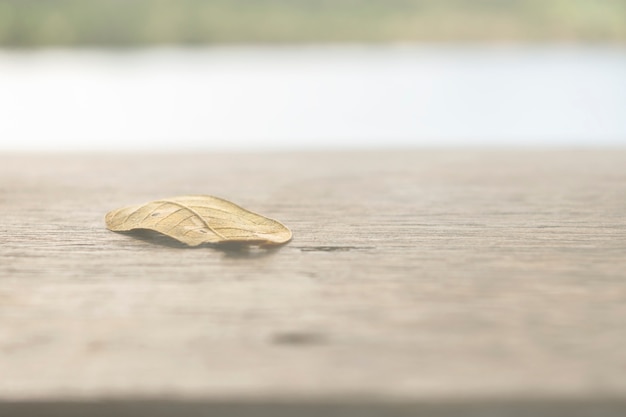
top-left (155, 200), bottom-right (226, 240)
top-left (154, 207), bottom-right (184, 227)
top-left (138, 201), bottom-right (171, 224)
top-left (164, 213), bottom-right (197, 233)
top-left (189, 205), bottom-right (262, 225)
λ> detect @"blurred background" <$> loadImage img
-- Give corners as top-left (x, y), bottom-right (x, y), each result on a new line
top-left (0, 0), bottom-right (625, 151)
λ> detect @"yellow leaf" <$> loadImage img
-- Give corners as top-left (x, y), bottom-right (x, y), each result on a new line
top-left (105, 195), bottom-right (292, 246)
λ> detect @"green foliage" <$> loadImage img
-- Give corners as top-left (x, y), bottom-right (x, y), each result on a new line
top-left (0, 0), bottom-right (624, 46)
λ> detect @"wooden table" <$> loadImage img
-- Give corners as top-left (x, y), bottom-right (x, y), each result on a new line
top-left (1, 151), bottom-right (625, 416)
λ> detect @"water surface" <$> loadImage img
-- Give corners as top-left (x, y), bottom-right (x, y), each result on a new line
top-left (1, 45), bottom-right (625, 151)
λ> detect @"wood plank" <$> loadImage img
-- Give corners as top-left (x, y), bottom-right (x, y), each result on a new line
top-left (1, 151), bottom-right (625, 415)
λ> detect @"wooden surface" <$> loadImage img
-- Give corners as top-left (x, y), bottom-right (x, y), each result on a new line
top-left (1, 150), bottom-right (625, 416)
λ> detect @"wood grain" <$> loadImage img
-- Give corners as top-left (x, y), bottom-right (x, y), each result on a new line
top-left (1, 151), bottom-right (625, 415)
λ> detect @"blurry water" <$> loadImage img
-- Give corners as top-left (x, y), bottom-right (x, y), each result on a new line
top-left (0, 45), bottom-right (625, 151)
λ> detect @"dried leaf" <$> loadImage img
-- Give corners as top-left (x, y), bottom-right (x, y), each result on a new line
top-left (105, 195), bottom-right (292, 246)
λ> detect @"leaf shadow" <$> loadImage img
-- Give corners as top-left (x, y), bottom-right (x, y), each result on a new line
top-left (212, 242), bottom-right (284, 259)
top-left (115, 229), bottom-right (284, 259)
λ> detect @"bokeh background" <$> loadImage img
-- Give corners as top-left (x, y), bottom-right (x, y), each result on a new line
top-left (1, 0), bottom-right (625, 150)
